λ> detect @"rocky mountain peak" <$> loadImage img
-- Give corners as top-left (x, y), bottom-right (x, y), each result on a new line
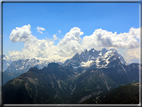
top-left (47, 62), bottom-right (60, 68)
top-left (28, 67), bottom-right (39, 72)
top-left (64, 48), bottom-right (126, 73)
top-left (101, 48), bottom-right (107, 55)
top-left (72, 53), bottom-right (80, 61)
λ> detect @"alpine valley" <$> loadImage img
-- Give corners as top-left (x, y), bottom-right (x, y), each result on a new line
top-left (2, 48), bottom-right (140, 104)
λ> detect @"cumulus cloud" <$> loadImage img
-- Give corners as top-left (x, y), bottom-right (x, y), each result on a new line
top-left (9, 24), bottom-right (34, 42)
top-left (36, 26), bottom-right (45, 34)
top-left (53, 34), bottom-right (57, 40)
top-left (57, 27), bottom-right (84, 57)
top-left (129, 27), bottom-right (140, 39)
top-left (58, 30), bottom-right (61, 34)
top-left (8, 24), bottom-right (72, 63)
top-left (9, 38), bottom-right (60, 61)
top-left (124, 47), bottom-right (140, 63)
top-left (9, 50), bottom-right (24, 61)
top-left (82, 27), bottom-right (140, 49)
top-left (8, 25), bottom-right (140, 64)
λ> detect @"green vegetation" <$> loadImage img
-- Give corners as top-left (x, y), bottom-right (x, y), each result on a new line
top-left (82, 82), bottom-right (139, 104)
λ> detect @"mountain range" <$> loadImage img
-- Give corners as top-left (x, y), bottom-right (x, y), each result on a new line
top-left (3, 63), bottom-right (139, 104)
top-left (2, 48), bottom-right (140, 104)
top-left (63, 48), bottom-right (126, 73)
top-left (3, 48), bottom-right (128, 84)
top-left (0, 54), bottom-right (12, 72)
top-left (3, 58), bottom-right (58, 85)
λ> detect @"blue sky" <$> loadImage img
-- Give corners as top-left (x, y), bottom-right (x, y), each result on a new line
top-left (3, 2), bottom-right (140, 63)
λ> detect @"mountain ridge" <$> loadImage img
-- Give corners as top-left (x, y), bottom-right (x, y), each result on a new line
top-left (81, 82), bottom-right (140, 104)
top-left (2, 48), bottom-right (134, 85)
top-left (63, 48), bottom-right (127, 74)
top-left (3, 61), bottom-right (139, 104)
top-left (2, 48), bottom-right (140, 104)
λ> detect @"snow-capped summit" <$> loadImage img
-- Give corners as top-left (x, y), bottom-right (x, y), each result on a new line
top-left (63, 48), bottom-right (126, 72)
top-left (3, 48), bottom-right (126, 74)
top-left (4, 58), bottom-right (51, 73)
top-left (109, 48), bottom-right (126, 65)
top-left (0, 54), bottom-right (12, 71)
top-left (95, 50), bottom-right (122, 68)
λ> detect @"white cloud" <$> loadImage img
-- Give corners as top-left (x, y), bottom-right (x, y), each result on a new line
top-left (9, 26), bottom-right (85, 62)
top-left (9, 24), bottom-right (35, 42)
top-left (124, 47), bottom-right (140, 63)
top-left (53, 34), bottom-right (57, 40)
top-left (129, 27), bottom-right (140, 39)
top-left (10, 38), bottom-right (55, 57)
top-left (57, 27), bottom-right (84, 57)
top-left (8, 38), bottom-right (64, 62)
top-left (9, 51), bottom-right (24, 61)
top-left (8, 24), bottom-right (71, 63)
top-left (82, 27), bottom-right (140, 49)
top-left (58, 30), bottom-right (61, 34)
top-left (8, 25), bottom-right (140, 64)
top-left (36, 26), bottom-right (45, 34)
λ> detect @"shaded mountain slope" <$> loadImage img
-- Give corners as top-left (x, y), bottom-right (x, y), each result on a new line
top-left (3, 58), bottom-right (50, 85)
top-left (69, 63), bottom-right (139, 103)
top-left (3, 62), bottom-right (139, 104)
top-left (82, 82), bottom-right (140, 104)
top-left (3, 63), bottom-right (77, 104)
top-left (70, 69), bottom-right (117, 103)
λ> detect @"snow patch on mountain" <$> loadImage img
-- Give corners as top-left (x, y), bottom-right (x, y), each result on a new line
top-left (4, 48), bottom-right (127, 74)
top-left (5, 58), bottom-right (53, 73)
top-left (80, 60), bottom-right (94, 67)
top-left (0, 54), bottom-right (12, 71)
top-left (7, 63), bottom-right (10, 66)
top-left (99, 52), bottom-right (102, 56)
top-left (64, 48), bottom-right (127, 70)
top-left (96, 57), bottom-right (100, 66)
